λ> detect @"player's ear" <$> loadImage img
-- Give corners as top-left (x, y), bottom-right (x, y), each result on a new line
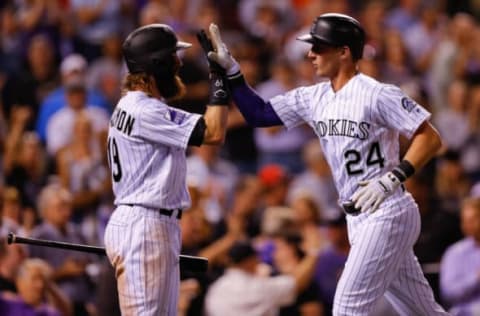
top-left (339, 46), bottom-right (351, 60)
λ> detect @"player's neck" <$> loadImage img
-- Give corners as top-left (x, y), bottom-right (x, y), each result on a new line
top-left (330, 67), bottom-right (358, 93)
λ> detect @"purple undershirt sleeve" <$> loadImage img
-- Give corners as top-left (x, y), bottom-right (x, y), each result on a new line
top-left (228, 74), bottom-right (283, 127)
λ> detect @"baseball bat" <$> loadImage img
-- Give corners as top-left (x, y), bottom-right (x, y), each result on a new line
top-left (7, 232), bottom-right (208, 273)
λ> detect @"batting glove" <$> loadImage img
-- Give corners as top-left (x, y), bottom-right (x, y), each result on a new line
top-left (207, 23), bottom-right (241, 76)
top-left (351, 171), bottom-right (401, 213)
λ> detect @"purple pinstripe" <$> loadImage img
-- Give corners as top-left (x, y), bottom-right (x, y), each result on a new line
top-left (104, 205), bottom-right (181, 316)
top-left (332, 194), bottom-right (449, 315)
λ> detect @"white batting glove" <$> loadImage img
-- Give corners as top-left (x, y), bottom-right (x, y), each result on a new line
top-left (207, 23), bottom-right (241, 76)
top-left (351, 172), bottom-right (401, 213)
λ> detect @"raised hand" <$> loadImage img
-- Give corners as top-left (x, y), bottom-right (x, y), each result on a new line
top-left (207, 23), bottom-right (240, 76)
top-left (196, 29), bottom-right (224, 75)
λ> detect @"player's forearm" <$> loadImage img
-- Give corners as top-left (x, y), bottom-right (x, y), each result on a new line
top-left (292, 252), bottom-right (319, 294)
top-left (202, 106), bottom-right (228, 145)
top-left (402, 121), bottom-right (442, 171)
top-left (198, 233), bottom-right (237, 264)
top-left (228, 75), bottom-right (283, 127)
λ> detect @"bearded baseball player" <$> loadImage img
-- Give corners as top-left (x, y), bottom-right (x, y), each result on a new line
top-left (205, 14), bottom-right (450, 316)
top-left (103, 24), bottom-right (229, 315)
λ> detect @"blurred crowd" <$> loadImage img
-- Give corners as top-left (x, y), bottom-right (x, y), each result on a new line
top-left (0, 0), bottom-right (480, 315)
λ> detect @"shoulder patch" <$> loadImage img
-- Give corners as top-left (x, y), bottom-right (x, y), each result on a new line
top-left (165, 109), bottom-right (186, 124)
top-left (401, 97), bottom-right (417, 113)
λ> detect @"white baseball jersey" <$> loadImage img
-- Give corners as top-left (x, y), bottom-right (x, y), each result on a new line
top-left (269, 73), bottom-right (449, 315)
top-left (104, 90), bottom-right (201, 316)
top-left (107, 90), bottom-right (201, 210)
top-left (270, 73), bottom-right (429, 202)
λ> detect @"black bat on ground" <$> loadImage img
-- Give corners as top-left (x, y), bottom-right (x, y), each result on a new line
top-left (7, 232), bottom-right (208, 273)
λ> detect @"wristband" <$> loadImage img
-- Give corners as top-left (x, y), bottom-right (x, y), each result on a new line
top-left (391, 160), bottom-right (415, 182)
top-left (227, 72), bottom-right (245, 89)
top-left (208, 72), bottom-right (230, 106)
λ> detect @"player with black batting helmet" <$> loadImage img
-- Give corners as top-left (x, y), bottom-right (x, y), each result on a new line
top-left (104, 24), bottom-right (229, 315)
top-left (121, 24), bottom-right (192, 101)
top-left (296, 13), bottom-right (365, 61)
top-left (204, 13), bottom-right (449, 316)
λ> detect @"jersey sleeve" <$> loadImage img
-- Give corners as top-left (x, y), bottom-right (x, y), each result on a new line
top-left (375, 84), bottom-right (431, 139)
top-left (269, 86), bottom-right (312, 130)
top-left (139, 101), bottom-right (202, 149)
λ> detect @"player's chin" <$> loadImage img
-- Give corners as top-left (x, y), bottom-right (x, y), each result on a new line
top-left (314, 67), bottom-right (325, 77)
top-left (165, 76), bottom-right (187, 102)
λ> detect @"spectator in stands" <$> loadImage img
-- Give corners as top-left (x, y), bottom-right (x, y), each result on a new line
top-left (403, 0), bottom-right (444, 77)
top-left (255, 57), bottom-right (314, 174)
top-left (380, 29), bottom-right (415, 86)
top-left (385, 0), bottom-right (420, 35)
top-left (454, 25), bottom-right (480, 83)
top-left (186, 145), bottom-right (239, 224)
top-left (205, 239), bottom-right (320, 316)
top-left (3, 130), bottom-right (47, 208)
top-left (223, 46), bottom-right (264, 174)
top-left (435, 150), bottom-right (471, 214)
top-left (46, 74), bottom-right (109, 156)
top-left (434, 79), bottom-right (470, 151)
top-left (288, 139), bottom-right (340, 221)
top-left (0, 258), bottom-right (71, 316)
top-left (440, 197), bottom-right (480, 314)
top-left (462, 83), bottom-right (480, 182)
top-left (0, 4), bottom-right (23, 74)
top-left (86, 34), bottom-right (123, 108)
top-left (273, 232), bottom-right (323, 316)
top-left (57, 11), bottom-right (84, 59)
top-left (29, 184), bottom-right (93, 316)
top-left (314, 215), bottom-right (349, 315)
top-left (1, 187), bottom-right (22, 234)
top-left (0, 237), bottom-right (26, 293)
top-left (16, 0), bottom-right (61, 38)
top-left (289, 195), bottom-right (327, 256)
top-left (228, 175), bottom-right (263, 238)
top-left (35, 53), bottom-right (110, 143)
top-left (359, 0), bottom-right (387, 56)
top-left (409, 173), bottom-right (462, 301)
top-left (56, 113), bottom-right (109, 221)
top-left (259, 164), bottom-right (290, 210)
top-left (138, 2), bottom-right (171, 26)
top-left (2, 34), bottom-right (58, 128)
top-left (238, 0), bottom-right (294, 50)
top-left (429, 13), bottom-right (475, 111)
top-left (69, 0), bottom-right (123, 61)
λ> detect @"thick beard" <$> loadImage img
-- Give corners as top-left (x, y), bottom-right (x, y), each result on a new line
top-left (153, 61), bottom-right (186, 102)
top-left (166, 75), bottom-right (186, 102)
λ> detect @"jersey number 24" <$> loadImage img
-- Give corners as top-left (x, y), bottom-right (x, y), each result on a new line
top-left (344, 141), bottom-right (384, 175)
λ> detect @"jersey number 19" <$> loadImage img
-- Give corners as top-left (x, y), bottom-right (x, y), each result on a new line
top-left (107, 136), bottom-right (122, 182)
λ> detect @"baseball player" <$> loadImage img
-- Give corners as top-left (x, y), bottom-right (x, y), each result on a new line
top-left (206, 14), bottom-right (450, 316)
top-left (103, 24), bottom-right (229, 316)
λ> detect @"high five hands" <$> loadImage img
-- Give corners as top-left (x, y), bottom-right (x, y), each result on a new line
top-left (206, 24), bottom-right (240, 76)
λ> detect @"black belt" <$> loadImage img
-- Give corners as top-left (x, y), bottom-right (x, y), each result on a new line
top-left (341, 201), bottom-right (361, 216)
top-left (341, 184), bottom-right (406, 216)
top-left (125, 204), bottom-right (182, 219)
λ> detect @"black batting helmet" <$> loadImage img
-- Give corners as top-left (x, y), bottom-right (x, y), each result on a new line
top-left (297, 13), bottom-right (365, 60)
top-left (122, 24), bottom-right (192, 74)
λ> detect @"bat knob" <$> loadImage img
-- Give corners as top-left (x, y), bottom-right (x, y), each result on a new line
top-left (7, 232), bottom-right (15, 244)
